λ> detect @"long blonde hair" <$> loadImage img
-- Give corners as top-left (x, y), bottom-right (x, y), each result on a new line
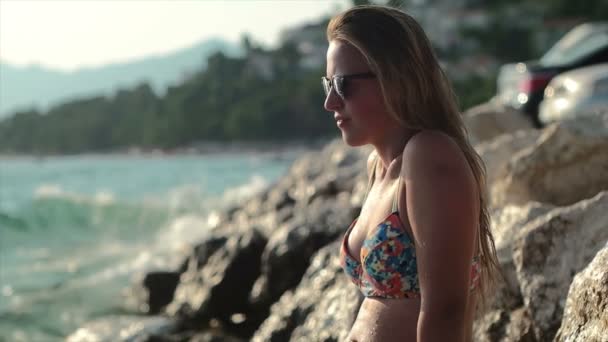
top-left (327, 5), bottom-right (499, 306)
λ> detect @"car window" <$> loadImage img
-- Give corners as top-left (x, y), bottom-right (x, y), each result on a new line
top-left (540, 24), bottom-right (608, 67)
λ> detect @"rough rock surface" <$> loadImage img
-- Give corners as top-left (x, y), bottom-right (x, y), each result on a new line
top-left (488, 203), bottom-right (555, 311)
top-left (125, 271), bottom-right (182, 315)
top-left (512, 191), bottom-right (608, 341)
top-left (66, 316), bottom-right (176, 342)
top-left (475, 130), bottom-right (540, 194)
top-left (251, 242), bottom-right (361, 342)
top-left (491, 202), bottom-right (555, 252)
top-left (554, 243), bottom-right (608, 342)
top-left (473, 307), bottom-right (536, 342)
top-left (464, 101), bottom-right (534, 144)
top-left (166, 228), bottom-right (267, 337)
top-left (249, 195), bottom-right (357, 315)
top-left (492, 114), bottom-right (608, 207)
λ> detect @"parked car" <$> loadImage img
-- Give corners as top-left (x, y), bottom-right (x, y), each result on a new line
top-left (538, 63), bottom-right (608, 125)
top-left (495, 22), bottom-right (608, 127)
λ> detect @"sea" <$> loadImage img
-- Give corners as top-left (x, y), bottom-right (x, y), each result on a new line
top-left (0, 152), bottom-right (301, 341)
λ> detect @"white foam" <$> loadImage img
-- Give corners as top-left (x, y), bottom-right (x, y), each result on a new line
top-left (33, 184), bottom-right (117, 206)
top-left (155, 213), bottom-right (211, 252)
top-left (221, 174), bottom-right (269, 206)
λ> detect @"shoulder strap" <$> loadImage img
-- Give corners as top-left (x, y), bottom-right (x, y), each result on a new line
top-left (362, 154), bottom-right (378, 203)
top-left (392, 173), bottom-right (402, 213)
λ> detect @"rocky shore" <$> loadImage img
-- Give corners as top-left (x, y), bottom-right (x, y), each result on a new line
top-left (67, 105), bottom-right (608, 342)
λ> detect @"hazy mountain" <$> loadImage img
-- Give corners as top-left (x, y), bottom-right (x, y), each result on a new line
top-left (0, 38), bottom-right (242, 118)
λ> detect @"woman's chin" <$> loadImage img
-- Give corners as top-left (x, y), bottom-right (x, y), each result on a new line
top-left (341, 132), bottom-right (367, 147)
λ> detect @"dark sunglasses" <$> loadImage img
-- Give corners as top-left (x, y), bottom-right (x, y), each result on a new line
top-left (322, 72), bottom-right (376, 98)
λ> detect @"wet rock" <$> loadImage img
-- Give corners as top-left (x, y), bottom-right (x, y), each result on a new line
top-left (554, 243), bottom-right (608, 342)
top-left (186, 235), bottom-right (229, 271)
top-left (187, 331), bottom-right (246, 342)
top-left (141, 328), bottom-right (246, 342)
top-left (289, 276), bottom-right (362, 342)
top-left (251, 241), bottom-right (361, 342)
top-left (512, 191), bottom-right (608, 340)
top-left (282, 140), bottom-right (368, 206)
top-left (66, 315), bottom-right (176, 342)
top-left (492, 114), bottom-right (608, 207)
top-left (264, 187), bottom-right (296, 212)
top-left (143, 272), bottom-right (182, 315)
top-left (249, 195), bottom-right (357, 320)
top-left (166, 228), bottom-right (266, 337)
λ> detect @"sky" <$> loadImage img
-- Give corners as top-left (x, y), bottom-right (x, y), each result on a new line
top-left (0, 0), bottom-right (350, 71)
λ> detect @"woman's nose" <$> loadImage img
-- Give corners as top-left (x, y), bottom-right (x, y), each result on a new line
top-left (324, 88), bottom-right (343, 112)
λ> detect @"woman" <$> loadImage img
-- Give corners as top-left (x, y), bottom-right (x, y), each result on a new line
top-left (322, 5), bottom-right (499, 342)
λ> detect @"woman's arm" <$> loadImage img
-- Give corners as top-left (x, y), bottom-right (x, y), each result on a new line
top-left (400, 131), bottom-right (479, 342)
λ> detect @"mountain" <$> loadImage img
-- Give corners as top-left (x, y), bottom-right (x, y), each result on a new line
top-left (0, 38), bottom-right (242, 118)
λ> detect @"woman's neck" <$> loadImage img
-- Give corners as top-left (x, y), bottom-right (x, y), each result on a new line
top-left (371, 128), bottom-right (418, 180)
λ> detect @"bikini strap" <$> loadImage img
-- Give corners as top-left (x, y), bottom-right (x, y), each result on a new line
top-left (391, 175), bottom-right (401, 213)
top-left (362, 154), bottom-right (378, 203)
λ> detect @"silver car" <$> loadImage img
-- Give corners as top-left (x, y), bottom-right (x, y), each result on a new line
top-left (495, 22), bottom-right (608, 127)
top-left (538, 63), bottom-right (608, 125)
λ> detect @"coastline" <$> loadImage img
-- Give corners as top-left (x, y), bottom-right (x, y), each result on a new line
top-left (0, 138), bottom-right (334, 160)
top-left (62, 111), bottom-right (608, 341)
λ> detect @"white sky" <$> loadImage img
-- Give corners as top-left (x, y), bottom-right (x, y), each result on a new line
top-left (0, 0), bottom-right (349, 71)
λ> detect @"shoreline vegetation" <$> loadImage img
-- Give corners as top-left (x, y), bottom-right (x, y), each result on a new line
top-left (0, 138), bottom-right (332, 159)
top-left (2, 1), bottom-right (607, 156)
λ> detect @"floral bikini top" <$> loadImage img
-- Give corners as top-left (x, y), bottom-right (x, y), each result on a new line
top-left (340, 158), bottom-right (481, 299)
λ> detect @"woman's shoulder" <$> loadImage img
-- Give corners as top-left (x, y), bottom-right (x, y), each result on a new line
top-left (401, 130), bottom-right (467, 175)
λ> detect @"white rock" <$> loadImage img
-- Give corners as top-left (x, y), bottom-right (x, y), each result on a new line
top-left (512, 191), bottom-right (608, 340)
top-left (464, 101), bottom-right (534, 144)
top-left (492, 114), bottom-right (608, 207)
top-left (554, 243), bottom-right (608, 342)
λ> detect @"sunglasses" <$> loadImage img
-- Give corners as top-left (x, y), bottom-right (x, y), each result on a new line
top-left (322, 72), bottom-right (376, 99)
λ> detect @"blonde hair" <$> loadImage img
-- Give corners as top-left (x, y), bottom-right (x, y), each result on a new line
top-left (327, 5), bottom-right (499, 307)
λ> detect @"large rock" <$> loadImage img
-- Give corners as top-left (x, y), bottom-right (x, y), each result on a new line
top-left (473, 307), bottom-right (536, 342)
top-left (491, 202), bottom-right (555, 253)
top-left (487, 203), bottom-right (554, 311)
top-left (275, 139), bottom-right (368, 207)
top-left (126, 271), bottom-right (181, 314)
top-left (160, 140), bottom-right (367, 339)
top-left (554, 243), bottom-right (608, 342)
top-left (66, 316), bottom-right (176, 342)
top-left (289, 276), bottom-right (362, 342)
top-left (473, 243), bottom-right (531, 342)
top-left (512, 191), bottom-right (608, 340)
top-left (475, 130), bottom-right (541, 194)
top-left (464, 101), bottom-right (534, 144)
top-left (492, 114), bottom-right (608, 207)
top-left (239, 141), bottom-right (364, 334)
top-left (226, 139), bottom-right (368, 240)
top-left (251, 241), bottom-right (361, 342)
top-left (249, 195), bottom-right (357, 312)
top-left (166, 228), bottom-right (266, 337)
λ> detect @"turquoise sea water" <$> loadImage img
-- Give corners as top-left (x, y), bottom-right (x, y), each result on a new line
top-left (0, 153), bottom-right (298, 341)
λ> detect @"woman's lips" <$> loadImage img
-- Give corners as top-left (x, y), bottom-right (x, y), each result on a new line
top-left (334, 114), bottom-right (350, 128)
top-left (337, 119), bottom-right (350, 128)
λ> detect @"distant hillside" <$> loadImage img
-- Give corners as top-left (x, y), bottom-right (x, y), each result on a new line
top-left (0, 38), bottom-right (242, 118)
